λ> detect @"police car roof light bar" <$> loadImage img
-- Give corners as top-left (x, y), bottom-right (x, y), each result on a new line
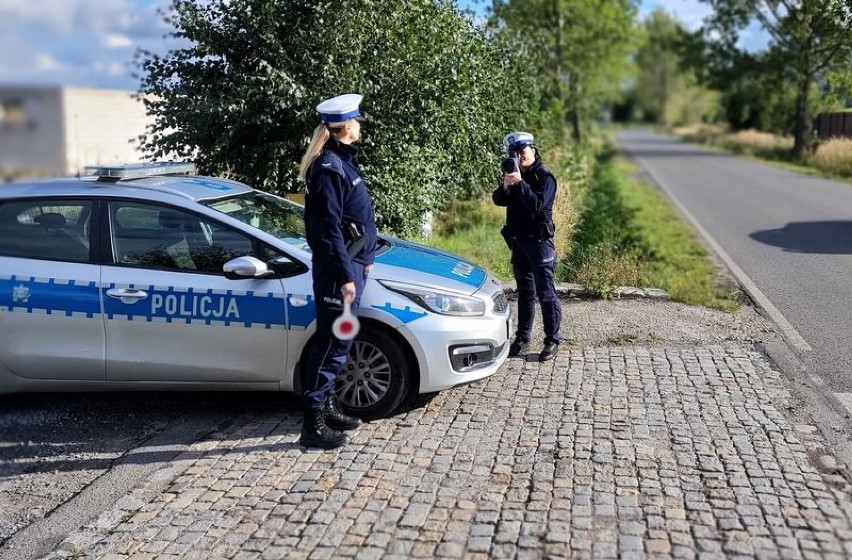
top-left (95, 162), bottom-right (197, 183)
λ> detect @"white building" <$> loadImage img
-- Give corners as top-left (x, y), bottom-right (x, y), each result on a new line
top-left (0, 85), bottom-right (155, 179)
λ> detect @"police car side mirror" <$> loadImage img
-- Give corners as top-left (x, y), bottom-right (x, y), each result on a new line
top-left (223, 256), bottom-right (275, 280)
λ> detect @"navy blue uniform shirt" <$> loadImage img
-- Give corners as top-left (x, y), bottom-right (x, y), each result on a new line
top-left (305, 138), bottom-right (378, 284)
top-left (492, 154), bottom-right (556, 238)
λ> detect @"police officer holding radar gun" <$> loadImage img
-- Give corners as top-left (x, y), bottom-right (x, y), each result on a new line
top-left (492, 132), bottom-right (562, 362)
top-left (298, 93), bottom-right (378, 449)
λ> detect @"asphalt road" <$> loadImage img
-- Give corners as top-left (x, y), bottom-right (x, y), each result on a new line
top-left (618, 128), bottom-right (852, 395)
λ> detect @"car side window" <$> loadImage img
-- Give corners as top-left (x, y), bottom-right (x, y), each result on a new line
top-left (259, 243), bottom-right (307, 277)
top-left (0, 199), bottom-right (92, 262)
top-left (109, 202), bottom-right (255, 274)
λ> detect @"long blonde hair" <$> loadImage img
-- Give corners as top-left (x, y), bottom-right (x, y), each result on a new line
top-left (299, 122), bottom-right (346, 181)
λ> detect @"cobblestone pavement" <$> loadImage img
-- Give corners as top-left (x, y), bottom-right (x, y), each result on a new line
top-left (39, 345), bottom-right (852, 559)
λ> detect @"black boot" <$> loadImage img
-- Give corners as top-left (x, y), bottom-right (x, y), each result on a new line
top-left (508, 337), bottom-right (528, 358)
top-left (539, 341), bottom-right (559, 362)
top-left (324, 395), bottom-right (362, 431)
top-left (299, 407), bottom-right (347, 449)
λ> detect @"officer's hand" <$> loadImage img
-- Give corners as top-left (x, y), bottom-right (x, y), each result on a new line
top-left (503, 170), bottom-right (521, 187)
top-left (341, 282), bottom-right (357, 304)
top-left (365, 264), bottom-right (373, 275)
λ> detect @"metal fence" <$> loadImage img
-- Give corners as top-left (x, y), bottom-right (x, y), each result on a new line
top-left (813, 111), bottom-right (852, 140)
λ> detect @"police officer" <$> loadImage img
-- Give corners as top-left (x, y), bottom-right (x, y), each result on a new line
top-left (297, 93), bottom-right (378, 449)
top-left (492, 132), bottom-right (562, 362)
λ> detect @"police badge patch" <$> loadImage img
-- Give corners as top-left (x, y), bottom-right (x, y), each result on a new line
top-left (12, 284), bottom-right (29, 304)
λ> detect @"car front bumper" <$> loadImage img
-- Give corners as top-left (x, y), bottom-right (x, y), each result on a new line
top-left (398, 307), bottom-right (512, 394)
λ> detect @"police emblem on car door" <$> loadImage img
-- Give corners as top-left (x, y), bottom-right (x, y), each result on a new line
top-left (0, 199), bottom-right (104, 380)
top-left (101, 201), bottom-right (288, 383)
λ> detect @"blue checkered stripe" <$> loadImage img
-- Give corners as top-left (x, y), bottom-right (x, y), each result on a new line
top-left (103, 284), bottom-right (287, 329)
top-left (286, 294), bottom-right (316, 330)
top-left (0, 275), bottom-right (308, 330)
top-left (0, 275), bottom-right (100, 318)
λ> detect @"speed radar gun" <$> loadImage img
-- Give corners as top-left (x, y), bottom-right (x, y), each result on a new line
top-left (502, 131), bottom-right (534, 174)
top-left (501, 151), bottom-right (519, 174)
top-left (332, 299), bottom-right (360, 340)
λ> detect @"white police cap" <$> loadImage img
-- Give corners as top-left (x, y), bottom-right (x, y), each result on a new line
top-left (316, 93), bottom-right (364, 123)
top-left (503, 131), bottom-right (534, 151)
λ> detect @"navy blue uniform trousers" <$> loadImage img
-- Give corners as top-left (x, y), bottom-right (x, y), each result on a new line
top-left (302, 262), bottom-right (367, 409)
top-left (512, 236), bottom-right (562, 345)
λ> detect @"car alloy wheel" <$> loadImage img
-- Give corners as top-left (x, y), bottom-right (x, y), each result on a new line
top-left (336, 327), bottom-right (409, 420)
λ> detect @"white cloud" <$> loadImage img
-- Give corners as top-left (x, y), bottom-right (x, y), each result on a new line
top-left (92, 60), bottom-right (129, 77)
top-left (0, 0), bottom-right (172, 36)
top-left (0, 0), bottom-right (179, 89)
top-left (0, 0), bottom-right (78, 35)
top-left (102, 34), bottom-right (133, 49)
top-left (0, 0), bottom-right (126, 35)
top-left (35, 53), bottom-right (65, 72)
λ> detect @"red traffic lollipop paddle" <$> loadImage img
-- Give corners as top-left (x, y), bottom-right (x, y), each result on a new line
top-left (332, 299), bottom-right (360, 340)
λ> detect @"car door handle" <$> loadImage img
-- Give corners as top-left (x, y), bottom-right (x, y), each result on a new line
top-left (288, 295), bottom-right (309, 307)
top-left (106, 288), bottom-right (149, 303)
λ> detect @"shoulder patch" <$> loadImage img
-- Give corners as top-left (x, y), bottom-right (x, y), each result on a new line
top-left (310, 151), bottom-right (345, 179)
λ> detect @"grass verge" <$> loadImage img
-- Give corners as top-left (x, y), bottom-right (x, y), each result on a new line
top-left (618, 159), bottom-right (738, 310)
top-left (562, 150), bottom-right (738, 310)
top-left (559, 155), bottom-right (644, 297)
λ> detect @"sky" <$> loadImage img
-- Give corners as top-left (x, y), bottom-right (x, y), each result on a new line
top-left (0, 0), bottom-right (764, 91)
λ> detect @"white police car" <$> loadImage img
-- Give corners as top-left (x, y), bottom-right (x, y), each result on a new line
top-left (0, 163), bottom-right (510, 419)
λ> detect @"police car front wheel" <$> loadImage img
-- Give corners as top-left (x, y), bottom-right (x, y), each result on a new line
top-left (336, 327), bottom-right (410, 421)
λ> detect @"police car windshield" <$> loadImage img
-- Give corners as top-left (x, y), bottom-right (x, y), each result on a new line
top-left (203, 192), bottom-right (310, 252)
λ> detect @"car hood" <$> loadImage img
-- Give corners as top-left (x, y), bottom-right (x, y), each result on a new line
top-left (373, 237), bottom-right (488, 294)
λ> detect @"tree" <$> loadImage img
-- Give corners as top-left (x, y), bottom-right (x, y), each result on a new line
top-left (137, 0), bottom-right (541, 236)
top-left (631, 10), bottom-right (720, 126)
top-left (490, 0), bottom-right (639, 143)
top-left (692, 0), bottom-right (852, 158)
top-left (679, 24), bottom-right (775, 129)
top-left (635, 9), bottom-right (681, 124)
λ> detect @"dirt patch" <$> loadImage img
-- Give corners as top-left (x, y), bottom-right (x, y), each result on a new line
top-left (515, 296), bottom-right (780, 352)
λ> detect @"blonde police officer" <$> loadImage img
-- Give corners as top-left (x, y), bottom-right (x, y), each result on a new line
top-left (298, 94), bottom-right (378, 449)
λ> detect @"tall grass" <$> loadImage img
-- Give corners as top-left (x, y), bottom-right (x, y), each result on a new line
top-left (550, 146), bottom-right (591, 261)
top-left (721, 129), bottom-right (794, 159)
top-left (674, 126), bottom-right (852, 180)
top-left (672, 123), bottom-right (728, 144)
top-left (808, 138), bottom-right (852, 177)
top-left (675, 126), bottom-right (794, 160)
top-left (560, 158), bottom-right (645, 298)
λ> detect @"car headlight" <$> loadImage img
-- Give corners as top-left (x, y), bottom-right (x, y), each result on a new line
top-left (379, 280), bottom-right (485, 316)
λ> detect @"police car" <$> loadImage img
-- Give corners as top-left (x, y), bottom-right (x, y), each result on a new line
top-left (0, 163), bottom-right (511, 419)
